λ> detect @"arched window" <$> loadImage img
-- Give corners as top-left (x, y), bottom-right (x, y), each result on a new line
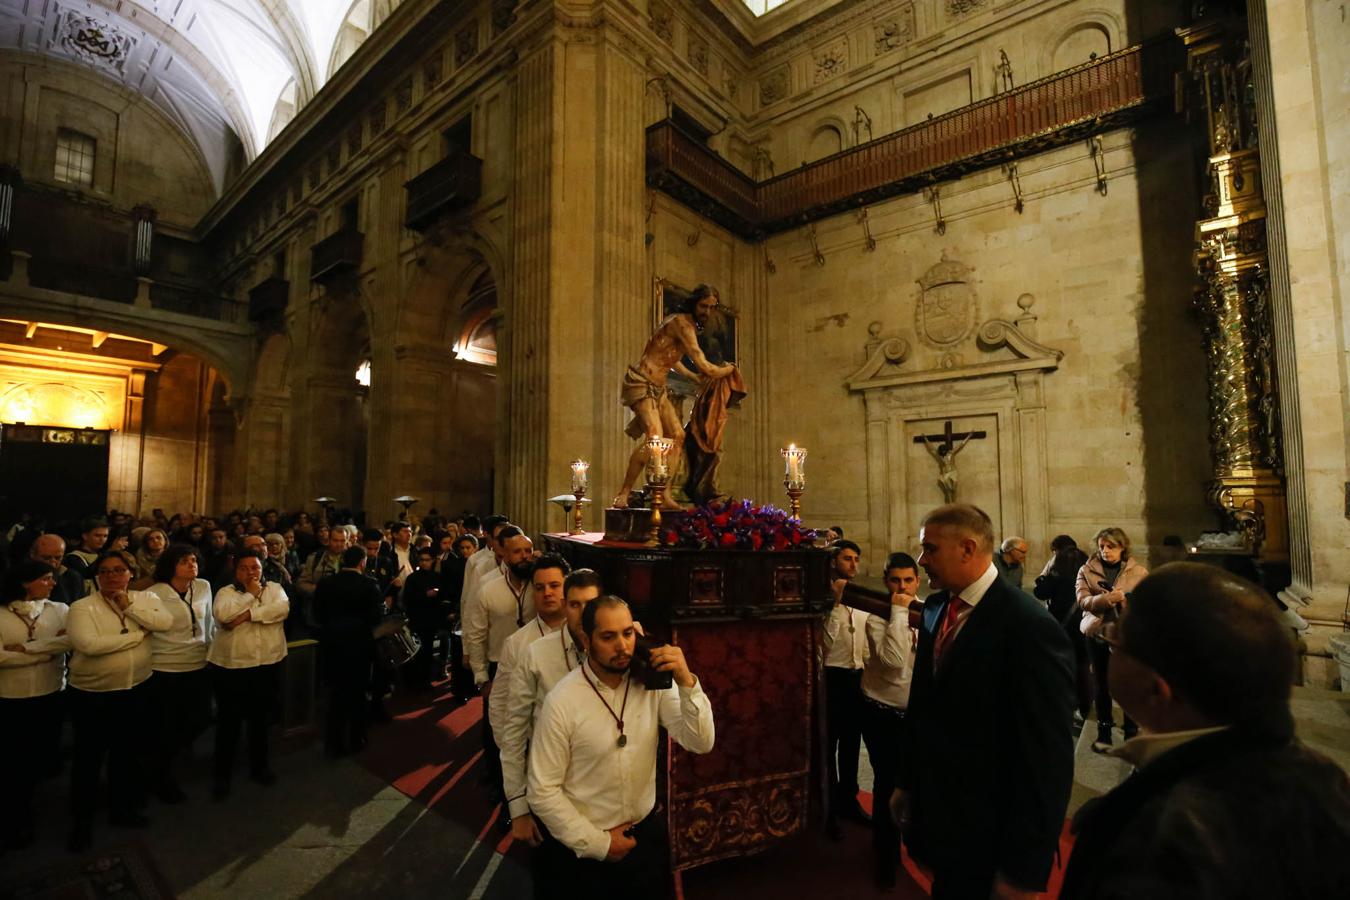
top-left (454, 270), bottom-right (497, 366)
top-left (806, 125), bottom-right (843, 164)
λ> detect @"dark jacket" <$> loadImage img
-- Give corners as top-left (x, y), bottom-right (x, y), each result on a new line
top-left (313, 570), bottom-right (383, 653)
top-left (402, 569), bottom-right (449, 633)
top-left (901, 572), bottom-right (1076, 889)
top-left (1060, 728), bottom-right (1350, 900)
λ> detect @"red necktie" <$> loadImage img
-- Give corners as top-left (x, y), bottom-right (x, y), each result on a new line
top-left (933, 597), bottom-right (967, 670)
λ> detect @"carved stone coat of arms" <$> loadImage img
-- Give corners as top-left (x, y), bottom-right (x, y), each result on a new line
top-left (915, 254), bottom-right (978, 349)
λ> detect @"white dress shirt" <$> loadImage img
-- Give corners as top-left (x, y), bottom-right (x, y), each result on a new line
top-left (822, 602), bottom-right (869, 669)
top-left (860, 605), bottom-right (915, 708)
top-left (146, 579), bottom-right (216, 673)
top-left (463, 571), bottom-right (534, 684)
top-left (946, 562), bottom-right (1000, 642)
top-left (207, 583), bottom-right (289, 669)
top-left (393, 545), bottom-right (413, 580)
top-left (528, 662), bottom-right (715, 861)
top-left (458, 549), bottom-right (500, 620)
top-left (67, 591), bottom-right (173, 692)
top-left (495, 619), bottom-right (569, 816)
top-left (490, 616), bottom-right (562, 742)
top-left (0, 600), bottom-right (72, 698)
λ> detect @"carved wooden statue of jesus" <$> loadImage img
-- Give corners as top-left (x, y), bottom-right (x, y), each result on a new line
top-left (915, 420), bottom-right (986, 503)
top-left (612, 285), bottom-right (736, 508)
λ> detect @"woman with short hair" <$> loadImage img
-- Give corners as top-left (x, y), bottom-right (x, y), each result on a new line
top-left (207, 550), bottom-right (289, 798)
top-left (145, 544), bottom-right (215, 803)
top-left (1076, 527), bottom-right (1148, 752)
top-left (66, 550), bottom-right (173, 850)
top-left (132, 528), bottom-right (169, 589)
top-left (0, 560), bottom-right (72, 850)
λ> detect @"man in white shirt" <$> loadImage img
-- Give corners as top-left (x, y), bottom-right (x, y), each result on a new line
top-left (528, 596), bottom-right (714, 895)
top-left (463, 525), bottom-right (535, 801)
top-left (823, 539), bottom-right (869, 834)
top-left (501, 567), bottom-right (602, 863)
top-left (457, 516), bottom-right (512, 649)
top-left (861, 551), bottom-right (920, 888)
top-left (490, 555), bottom-right (571, 840)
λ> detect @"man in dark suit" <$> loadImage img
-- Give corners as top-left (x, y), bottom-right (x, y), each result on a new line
top-left (894, 503), bottom-right (1074, 899)
top-left (1059, 562), bottom-right (1350, 899)
top-left (314, 546), bottom-right (385, 757)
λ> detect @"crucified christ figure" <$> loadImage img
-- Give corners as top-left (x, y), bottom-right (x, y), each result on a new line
top-left (920, 431), bottom-right (973, 504)
top-left (612, 285), bottom-right (736, 508)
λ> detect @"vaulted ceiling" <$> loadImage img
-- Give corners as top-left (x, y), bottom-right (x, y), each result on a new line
top-left (0, 0), bottom-right (394, 191)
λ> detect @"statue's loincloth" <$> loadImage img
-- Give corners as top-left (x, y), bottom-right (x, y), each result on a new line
top-left (621, 366), bottom-right (667, 438)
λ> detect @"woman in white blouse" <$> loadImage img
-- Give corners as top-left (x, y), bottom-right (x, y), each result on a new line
top-left (207, 550), bottom-right (289, 799)
top-left (66, 549), bottom-right (172, 851)
top-left (145, 544), bottom-right (215, 804)
top-left (0, 560), bottom-right (72, 850)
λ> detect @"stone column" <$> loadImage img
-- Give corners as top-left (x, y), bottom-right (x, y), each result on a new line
top-left (501, 10), bottom-right (648, 534)
top-left (1179, 18), bottom-right (1288, 567)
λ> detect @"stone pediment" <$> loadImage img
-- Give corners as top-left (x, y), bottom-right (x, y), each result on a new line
top-left (846, 317), bottom-right (1063, 392)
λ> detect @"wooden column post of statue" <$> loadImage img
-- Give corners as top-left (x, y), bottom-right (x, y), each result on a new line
top-left (612, 285), bottom-right (737, 509)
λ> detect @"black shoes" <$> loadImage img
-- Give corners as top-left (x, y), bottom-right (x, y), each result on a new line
top-left (1091, 723), bottom-right (1114, 754)
top-left (156, 782), bottom-right (188, 805)
top-left (109, 811), bottom-right (150, 829)
top-left (67, 825), bottom-right (93, 853)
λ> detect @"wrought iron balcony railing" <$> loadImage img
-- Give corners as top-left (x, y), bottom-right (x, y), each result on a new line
top-left (647, 43), bottom-right (1176, 238)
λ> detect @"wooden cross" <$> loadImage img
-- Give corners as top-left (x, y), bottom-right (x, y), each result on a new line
top-left (912, 420), bottom-right (987, 454)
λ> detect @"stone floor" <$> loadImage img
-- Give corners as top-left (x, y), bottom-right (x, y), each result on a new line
top-left (5, 687), bottom-right (1345, 899)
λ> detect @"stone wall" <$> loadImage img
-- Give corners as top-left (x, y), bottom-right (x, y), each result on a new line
top-left (0, 54), bottom-right (218, 229)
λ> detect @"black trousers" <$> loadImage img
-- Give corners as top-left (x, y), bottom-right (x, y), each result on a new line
top-left (860, 698), bottom-right (906, 867)
top-left (534, 814), bottom-right (670, 899)
top-left (212, 662), bottom-right (280, 784)
top-left (481, 661), bottom-right (503, 800)
top-left (448, 631), bottom-right (475, 699)
top-left (1088, 639), bottom-right (1135, 737)
top-left (930, 865), bottom-right (997, 900)
top-left (824, 666), bottom-right (864, 807)
top-left (322, 644), bottom-right (372, 754)
top-left (69, 682), bottom-right (151, 828)
top-left (0, 691), bottom-right (65, 842)
top-left (148, 668), bottom-right (212, 790)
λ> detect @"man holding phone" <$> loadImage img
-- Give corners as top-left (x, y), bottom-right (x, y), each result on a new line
top-left (527, 596), bottom-right (714, 896)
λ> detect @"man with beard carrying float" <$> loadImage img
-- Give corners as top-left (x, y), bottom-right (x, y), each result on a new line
top-left (611, 284), bottom-right (737, 508)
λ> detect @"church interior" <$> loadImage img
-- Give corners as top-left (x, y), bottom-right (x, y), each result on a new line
top-left (1, 0), bottom-right (1347, 895)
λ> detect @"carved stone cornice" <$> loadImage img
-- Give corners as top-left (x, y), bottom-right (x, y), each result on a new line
top-left (847, 319), bottom-right (1061, 394)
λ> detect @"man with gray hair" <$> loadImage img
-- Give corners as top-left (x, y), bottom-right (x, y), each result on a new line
top-left (895, 504), bottom-right (1073, 899)
top-left (30, 533), bottom-right (86, 606)
top-left (993, 536), bottom-right (1029, 589)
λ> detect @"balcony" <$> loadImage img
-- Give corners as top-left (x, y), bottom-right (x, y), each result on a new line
top-left (404, 151), bottom-right (483, 231)
top-left (646, 42), bottom-right (1176, 238)
top-left (248, 277), bottom-right (290, 323)
top-left (310, 229), bottom-right (363, 284)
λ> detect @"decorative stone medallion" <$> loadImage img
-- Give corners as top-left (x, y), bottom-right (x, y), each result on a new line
top-left (455, 24), bottom-right (478, 66)
top-left (914, 254), bottom-right (979, 349)
top-left (687, 33), bottom-right (710, 77)
top-left (650, 1), bottom-right (674, 43)
top-left (53, 8), bottom-right (135, 75)
top-left (874, 3), bottom-right (917, 54)
top-left (759, 66), bottom-right (788, 106)
top-left (813, 38), bottom-right (848, 85)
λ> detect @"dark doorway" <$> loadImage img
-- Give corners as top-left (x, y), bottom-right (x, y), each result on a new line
top-left (0, 424), bottom-right (110, 525)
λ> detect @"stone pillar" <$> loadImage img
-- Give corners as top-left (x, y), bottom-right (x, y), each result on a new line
top-left (1179, 18), bottom-right (1288, 567)
top-left (502, 10), bottom-right (648, 534)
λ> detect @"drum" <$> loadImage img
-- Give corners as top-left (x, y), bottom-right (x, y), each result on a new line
top-left (373, 616), bottom-right (420, 669)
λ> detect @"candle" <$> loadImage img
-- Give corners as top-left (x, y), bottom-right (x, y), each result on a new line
top-left (570, 459), bottom-right (589, 493)
top-left (781, 444), bottom-right (807, 488)
top-left (646, 438), bottom-right (673, 479)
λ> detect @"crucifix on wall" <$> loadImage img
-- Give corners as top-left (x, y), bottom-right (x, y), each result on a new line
top-left (913, 420), bottom-right (987, 503)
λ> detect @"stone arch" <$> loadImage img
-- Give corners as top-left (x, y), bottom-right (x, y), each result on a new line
top-left (0, 294), bottom-right (251, 401)
top-left (254, 332), bottom-right (292, 398)
top-left (328, 0), bottom-right (374, 79)
top-left (266, 80), bottom-right (300, 145)
top-left (806, 118), bottom-right (847, 164)
top-left (1043, 13), bottom-right (1122, 75)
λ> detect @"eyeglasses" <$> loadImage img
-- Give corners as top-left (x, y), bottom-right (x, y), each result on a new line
top-left (97, 567), bottom-right (130, 576)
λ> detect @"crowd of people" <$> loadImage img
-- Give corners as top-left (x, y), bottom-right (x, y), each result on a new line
top-left (2, 502), bottom-right (1346, 899)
